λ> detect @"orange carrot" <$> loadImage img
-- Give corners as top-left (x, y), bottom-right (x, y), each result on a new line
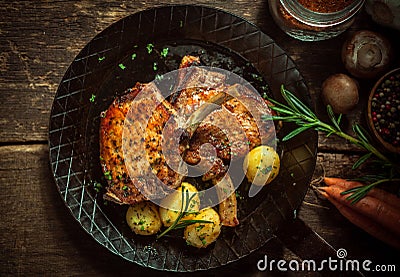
top-left (324, 177), bottom-right (400, 210)
top-left (319, 185), bottom-right (400, 237)
top-left (320, 190), bottom-right (400, 249)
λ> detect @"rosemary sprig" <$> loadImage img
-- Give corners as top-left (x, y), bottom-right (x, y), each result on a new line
top-left (156, 188), bottom-right (212, 239)
top-left (266, 85), bottom-right (400, 203)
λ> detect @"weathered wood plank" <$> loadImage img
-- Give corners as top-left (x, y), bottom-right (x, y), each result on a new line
top-left (3, 0), bottom-right (397, 148)
top-left (0, 145), bottom-right (398, 276)
top-left (0, 144), bottom-right (305, 275)
top-left (0, 0), bottom-right (270, 143)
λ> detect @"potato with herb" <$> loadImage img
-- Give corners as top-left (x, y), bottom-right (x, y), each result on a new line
top-left (243, 145), bottom-right (280, 186)
top-left (159, 182), bottom-right (200, 227)
top-left (184, 207), bottom-right (221, 248)
top-left (126, 201), bottom-right (162, 235)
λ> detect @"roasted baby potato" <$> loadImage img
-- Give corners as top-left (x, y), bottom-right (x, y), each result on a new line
top-left (184, 207), bottom-right (221, 248)
top-left (126, 201), bottom-right (162, 235)
top-left (159, 182), bottom-right (200, 227)
top-left (243, 145), bottom-right (280, 186)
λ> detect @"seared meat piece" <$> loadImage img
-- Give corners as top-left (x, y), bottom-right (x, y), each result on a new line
top-left (99, 83), bottom-right (145, 204)
top-left (99, 64), bottom-right (230, 205)
top-left (100, 82), bottom-right (184, 205)
top-left (176, 79), bottom-right (276, 181)
top-left (171, 58), bottom-right (276, 227)
top-left (212, 174), bottom-right (239, 227)
top-left (99, 55), bottom-right (275, 228)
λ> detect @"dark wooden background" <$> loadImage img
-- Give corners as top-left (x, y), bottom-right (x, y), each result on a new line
top-left (1, 1), bottom-right (399, 276)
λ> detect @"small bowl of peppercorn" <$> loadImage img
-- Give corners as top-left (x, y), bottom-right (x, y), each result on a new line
top-left (367, 67), bottom-right (400, 154)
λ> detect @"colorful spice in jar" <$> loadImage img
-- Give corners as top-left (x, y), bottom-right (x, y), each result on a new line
top-left (268, 0), bottom-right (364, 41)
top-left (370, 72), bottom-right (400, 147)
top-left (297, 0), bottom-right (356, 13)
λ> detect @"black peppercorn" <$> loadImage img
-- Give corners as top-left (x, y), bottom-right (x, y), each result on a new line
top-left (370, 72), bottom-right (400, 148)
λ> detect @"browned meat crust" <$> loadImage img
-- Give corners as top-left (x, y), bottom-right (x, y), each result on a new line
top-left (99, 56), bottom-right (275, 229)
top-left (181, 84), bottom-right (276, 181)
top-left (99, 83), bottom-right (146, 204)
top-left (99, 83), bottom-right (184, 205)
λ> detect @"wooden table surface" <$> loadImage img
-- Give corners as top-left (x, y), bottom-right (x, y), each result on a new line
top-left (1, 1), bottom-right (399, 276)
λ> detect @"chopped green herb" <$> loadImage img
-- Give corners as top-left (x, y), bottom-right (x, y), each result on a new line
top-left (201, 238), bottom-right (207, 245)
top-left (260, 166), bottom-right (272, 175)
top-left (235, 191), bottom-right (244, 200)
top-left (104, 171), bottom-right (112, 180)
top-left (131, 53), bottom-right (137, 60)
top-left (153, 62), bottom-right (158, 71)
top-left (155, 74), bottom-right (163, 81)
top-left (196, 225), bottom-right (205, 232)
top-left (179, 20), bottom-right (183, 28)
top-left (98, 56), bottom-right (105, 62)
top-left (122, 185), bottom-right (128, 190)
top-left (119, 63), bottom-right (126, 70)
top-left (92, 181), bottom-right (103, 192)
top-left (94, 182), bottom-right (102, 188)
top-left (89, 94), bottom-right (96, 103)
top-left (146, 43), bottom-right (154, 54)
top-left (160, 47), bottom-right (169, 58)
top-left (251, 73), bottom-right (263, 82)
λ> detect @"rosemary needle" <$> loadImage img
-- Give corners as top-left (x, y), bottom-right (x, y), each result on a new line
top-left (265, 85), bottom-right (399, 203)
top-left (156, 188), bottom-right (211, 239)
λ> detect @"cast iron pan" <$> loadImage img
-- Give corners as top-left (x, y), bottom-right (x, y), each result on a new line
top-left (49, 5), bottom-right (318, 272)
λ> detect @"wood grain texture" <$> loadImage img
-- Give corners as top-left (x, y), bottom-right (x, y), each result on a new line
top-left (0, 145), bottom-right (302, 276)
top-left (0, 0), bottom-right (269, 143)
top-left (0, 146), bottom-right (398, 276)
top-left (1, 0), bottom-right (399, 275)
top-left (2, 0), bottom-right (397, 148)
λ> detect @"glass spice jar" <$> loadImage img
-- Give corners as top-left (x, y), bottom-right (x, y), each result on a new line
top-left (268, 0), bottom-right (365, 41)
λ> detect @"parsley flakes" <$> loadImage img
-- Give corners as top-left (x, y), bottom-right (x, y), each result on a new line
top-left (146, 43), bottom-right (154, 54)
top-left (160, 47), bottom-right (169, 58)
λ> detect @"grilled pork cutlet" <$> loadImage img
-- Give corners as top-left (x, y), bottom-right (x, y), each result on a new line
top-left (172, 64), bottom-right (276, 180)
top-left (99, 60), bottom-right (234, 205)
top-left (171, 57), bottom-right (276, 226)
top-left (100, 55), bottom-right (275, 228)
top-left (100, 82), bottom-right (185, 205)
